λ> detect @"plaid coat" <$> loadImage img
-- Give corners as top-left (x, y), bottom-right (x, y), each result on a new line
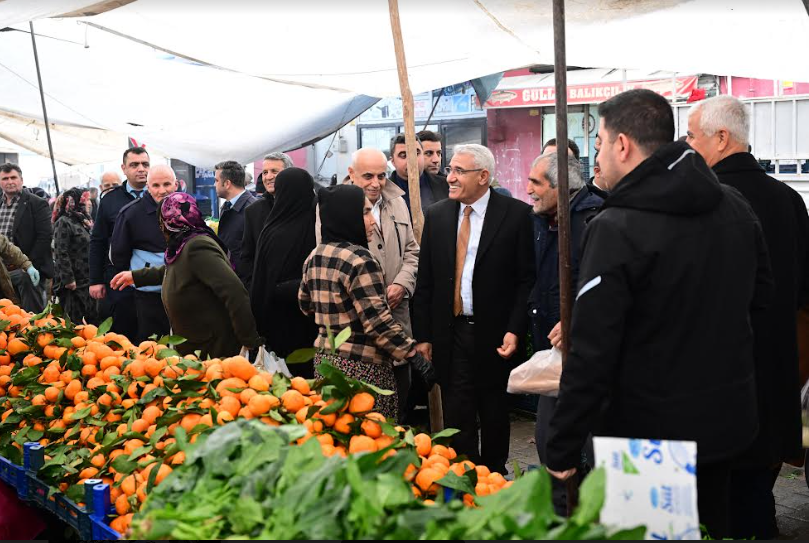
top-left (299, 241), bottom-right (415, 366)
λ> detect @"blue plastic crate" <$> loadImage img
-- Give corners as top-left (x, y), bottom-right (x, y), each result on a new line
top-left (0, 455), bottom-right (25, 493)
top-left (55, 492), bottom-right (93, 540)
top-left (25, 472), bottom-right (57, 513)
top-left (90, 482), bottom-right (121, 540)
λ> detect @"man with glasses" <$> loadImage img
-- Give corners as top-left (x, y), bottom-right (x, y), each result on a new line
top-left (413, 144), bottom-right (534, 474)
top-left (89, 147), bottom-right (149, 334)
top-left (389, 134), bottom-right (449, 216)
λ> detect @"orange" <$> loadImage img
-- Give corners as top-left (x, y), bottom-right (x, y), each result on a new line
top-left (215, 377), bottom-right (248, 398)
top-left (79, 324), bottom-right (98, 340)
top-left (141, 405), bottom-right (162, 425)
top-left (64, 380), bottom-right (82, 401)
top-left (130, 419), bottom-right (149, 434)
top-left (170, 451), bottom-right (186, 465)
top-left (415, 468), bottom-right (442, 493)
top-left (348, 392), bottom-right (375, 414)
top-left (431, 444), bottom-right (451, 459)
top-left (142, 462), bottom-right (173, 485)
top-left (91, 453), bottom-right (106, 468)
top-left (37, 333), bottom-right (54, 348)
top-left (290, 377), bottom-right (311, 395)
top-left (100, 356), bottom-right (122, 371)
top-left (316, 433), bottom-right (334, 446)
top-left (198, 413), bottom-right (214, 427)
top-left (124, 360), bottom-right (145, 378)
top-left (375, 435), bottom-right (394, 450)
top-left (114, 493), bottom-right (130, 515)
top-left (281, 390), bottom-right (305, 413)
top-left (120, 474), bottom-right (138, 497)
top-left (239, 388), bottom-right (258, 405)
top-left (31, 394), bottom-right (46, 406)
top-left (60, 370), bottom-right (74, 384)
top-left (238, 406), bottom-right (254, 420)
top-left (219, 396), bottom-right (241, 417)
top-left (79, 467), bottom-right (99, 479)
top-left (205, 363), bottom-right (224, 382)
top-left (295, 406), bottom-right (310, 424)
top-left (217, 411), bottom-right (234, 424)
top-left (360, 418), bottom-right (382, 438)
top-left (81, 364), bottom-right (97, 378)
top-left (474, 482), bottom-right (490, 496)
top-left (81, 351), bottom-right (98, 367)
top-left (144, 358), bottom-right (165, 378)
top-left (333, 413), bottom-right (355, 434)
top-left (414, 433), bottom-right (432, 457)
top-left (348, 435), bottom-right (378, 454)
top-left (247, 375), bottom-right (269, 392)
top-left (7, 338), bottom-right (29, 355)
top-left (180, 413), bottom-right (202, 432)
top-left (248, 394), bottom-right (272, 416)
top-left (97, 393), bottom-right (113, 407)
top-left (70, 336), bottom-right (86, 349)
top-left (123, 439), bottom-right (144, 455)
top-left (224, 356), bottom-right (257, 382)
top-left (474, 465), bottom-right (490, 478)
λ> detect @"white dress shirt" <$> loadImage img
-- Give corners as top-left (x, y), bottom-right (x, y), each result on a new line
top-left (456, 189), bottom-right (491, 316)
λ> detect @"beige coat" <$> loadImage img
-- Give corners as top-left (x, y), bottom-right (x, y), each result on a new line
top-left (316, 181), bottom-right (419, 353)
top-left (0, 234), bottom-right (32, 305)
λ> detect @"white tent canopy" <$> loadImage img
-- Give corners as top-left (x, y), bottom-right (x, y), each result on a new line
top-left (0, 0), bottom-right (807, 166)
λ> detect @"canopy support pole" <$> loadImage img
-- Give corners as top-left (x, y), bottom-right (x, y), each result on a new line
top-left (388, 0), bottom-right (443, 432)
top-left (29, 21), bottom-right (59, 195)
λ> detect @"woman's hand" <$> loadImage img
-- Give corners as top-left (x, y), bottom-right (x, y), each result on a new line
top-left (110, 271), bottom-right (135, 291)
top-left (64, 281), bottom-right (77, 291)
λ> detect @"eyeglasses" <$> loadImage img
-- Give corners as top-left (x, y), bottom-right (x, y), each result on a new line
top-left (444, 166), bottom-right (484, 176)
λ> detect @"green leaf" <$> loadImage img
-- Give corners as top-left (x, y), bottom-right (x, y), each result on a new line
top-left (97, 317), bottom-right (113, 337)
top-left (286, 348), bottom-right (317, 364)
top-left (572, 467), bottom-right (606, 526)
top-left (363, 382), bottom-right (395, 396)
top-left (606, 526), bottom-right (647, 540)
top-left (319, 397), bottom-right (347, 415)
top-left (27, 429), bottom-right (44, 441)
top-left (55, 338), bottom-right (74, 348)
top-left (156, 349), bottom-right (180, 360)
top-left (65, 483), bottom-right (84, 503)
top-left (111, 455), bottom-right (138, 475)
top-left (512, 460), bottom-right (523, 479)
top-left (158, 335), bottom-right (187, 346)
top-left (139, 386), bottom-right (168, 404)
top-left (437, 469), bottom-right (476, 495)
top-left (0, 320), bottom-right (10, 331)
top-left (145, 457), bottom-right (161, 492)
top-left (269, 410), bottom-right (285, 422)
top-left (149, 426), bottom-right (168, 446)
top-left (380, 421), bottom-right (399, 438)
top-left (314, 362), bottom-right (353, 396)
top-left (11, 366), bottom-right (40, 386)
top-left (173, 426), bottom-right (188, 450)
top-left (333, 326), bottom-right (352, 349)
top-left (271, 372), bottom-right (289, 397)
top-left (229, 496), bottom-right (264, 533)
top-left (430, 428), bottom-right (460, 443)
top-left (70, 406), bottom-right (92, 420)
top-left (127, 445), bottom-right (154, 462)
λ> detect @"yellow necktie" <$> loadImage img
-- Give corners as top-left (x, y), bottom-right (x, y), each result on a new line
top-left (454, 205), bottom-right (473, 316)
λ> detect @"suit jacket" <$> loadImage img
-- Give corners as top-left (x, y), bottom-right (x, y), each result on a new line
top-left (240, 193), bottom-right (274, 288)
top-left (218, 190), bottom-right (256, 282)
top-left (10, 191), bottom-right (53, 279)
top-left (89, 182), bottom-right (137, 285)
top-left (412, 188), bottom-right (535, 388)
top-left (390, 172), bottom-right (449, 215)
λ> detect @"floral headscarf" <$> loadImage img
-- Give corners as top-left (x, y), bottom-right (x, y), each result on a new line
top-left (52, 188), bottom-right (93, 231)
top-left (159, 192), bottom-right (233, 267)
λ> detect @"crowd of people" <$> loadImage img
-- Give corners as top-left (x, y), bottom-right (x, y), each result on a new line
top-left (0, 89), bottom-right (806, 539)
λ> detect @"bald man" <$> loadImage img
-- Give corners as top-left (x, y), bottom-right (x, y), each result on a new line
top-left (100, 171), bottom-right (122, 196)
top-left (110, 164), bottom-right (176, 342)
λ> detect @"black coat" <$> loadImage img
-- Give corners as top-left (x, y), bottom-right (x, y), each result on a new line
top-left (217, 190), bottom-right (256, 282)
top-left (546, 142), bottom-right (773, 471)
top-left (391, 171), bottom-right (450, 215)
top-left (109, 192), bottom-right (166, 271)
top-left (9, 191), bottom-right (53, 279)
top-left (529, 186), bottom-right (603, 351)
top-left (89, 183), bottom-right (137, 285)
top-left (412, 189), bottom-right (535, 389)
top-left (714, 152), bottom-right (809, 466)
top-left (240, 193), bottom-right (274, 288)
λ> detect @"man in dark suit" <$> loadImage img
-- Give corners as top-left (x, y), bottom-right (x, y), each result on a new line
top-left (214, 160), bottom-right (256, 282)
top-left (0, 163), bottom-right (52, 312)
top-left (688, 95), bottom-right (809, 540)
top-left (412, 144), bottom-right (535, 474)
top-left (389, 134), bottom-right (449, 216)
top-left (89, 147), bottom-right (148, 336)
top-left (241, 152), bottom-right (293, 288)
top-left (416, 129), bottom-right (445, 178)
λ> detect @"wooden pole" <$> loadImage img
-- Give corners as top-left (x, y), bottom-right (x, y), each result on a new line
top-left (552, 0), bottom-right (579, 516)
top-left (388, 0), bottom-right (443, 432)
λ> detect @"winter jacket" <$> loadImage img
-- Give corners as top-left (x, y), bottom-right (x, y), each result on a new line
top-left (7, 191), bottom-right (53, 279)
top-left (0, 234), bottom-right (31, 304)
top-left (110, 192), bottom-right (167, 293)
top-left (546, 142), bottom-right (773, 471)
top-left (240, 193), bottom-right (273, 288)
top-left (53, 217), bottom-right (91, 289)
top-left (89, 182), bottom-right (137, 285)
top-left (529, 186), bottom-right (603, 351)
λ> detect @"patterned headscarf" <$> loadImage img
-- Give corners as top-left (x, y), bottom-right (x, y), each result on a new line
top-left (159, 192), bottom-right (232, 267)
top-left (52, 188), bottom-right (93, 231)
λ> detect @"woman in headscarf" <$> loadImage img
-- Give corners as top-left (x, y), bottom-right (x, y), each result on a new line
top-left (299, 185), bottom-right (432, 420)
top-left (110, 192), bottom-right (261, 358)
top-left (52, 188), bottom-right (96, 323)
top-left (251, 167), bottom-right (318, 378)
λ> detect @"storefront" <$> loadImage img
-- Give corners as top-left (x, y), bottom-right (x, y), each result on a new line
top-left (484, 69), bottom-right (704, 202)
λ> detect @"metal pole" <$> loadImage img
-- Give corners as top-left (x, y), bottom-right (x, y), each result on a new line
top-left (422, 87), bottom-right (446, 130)
top-left (29, 21), bottom-right (60, 195)
top-left (553, 0), bottom-right (578, 516)
top-left (388, 0), bottom-right (443, 433)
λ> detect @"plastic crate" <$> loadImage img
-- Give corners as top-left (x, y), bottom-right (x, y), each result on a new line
top-left (0, 455), bottom-right (26, 493)
top-left (55, 492), bottom-right (93, 539)
top-left (90, 482), bottom-right (121, 540)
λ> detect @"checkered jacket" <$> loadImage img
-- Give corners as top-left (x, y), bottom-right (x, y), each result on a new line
top-left (299, 241), bottom-right (415, 366)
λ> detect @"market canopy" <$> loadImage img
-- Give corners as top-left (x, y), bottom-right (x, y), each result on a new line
top-left (1, 0), bottom-right (807, 166)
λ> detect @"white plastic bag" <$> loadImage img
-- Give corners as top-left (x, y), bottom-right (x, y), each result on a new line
top-left (507, 347), bottom-right (562, 396)
top-left (239, 346), bottom-right (293, 378)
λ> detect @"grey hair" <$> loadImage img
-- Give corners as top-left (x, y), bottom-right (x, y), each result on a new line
top-left (263, 152), bottom-right (293, 169)
top-left (532, 153), bottom-right (583, 190)
top-left (688, 95), bottom-right (750, 147)
top-left (453, 144), bottom-right (495, 185)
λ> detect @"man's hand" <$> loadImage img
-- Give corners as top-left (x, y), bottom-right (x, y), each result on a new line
top-left (415, 342), bottom-right (432, 362)
top-left (548, 321), bottom-right (563, 349)
top-left (386, 284), bottom-right (406, 309)
top-left (26, 266), bottom-right (40, 288)
top-left (497, 332), bottom-right (519, 359)
top-left (546, 466), bottom-right (577, 481)
top-left (89, 284), bottom-right (106, 300)
top-left (65, 281), bottom-right (77, 291)
top-left (110, 271), bottom-right (135, 291)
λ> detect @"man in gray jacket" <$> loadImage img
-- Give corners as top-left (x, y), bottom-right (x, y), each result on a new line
top-left (318, 148), bottom-right (420, 414)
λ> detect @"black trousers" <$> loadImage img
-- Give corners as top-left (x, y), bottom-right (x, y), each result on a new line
top-left (393, 363), bottom-right (411, 425)
top-left (442, 319), bottom-right (510, 475)
top-left (133, 290), bottom-right (170, 343)
top-left (105, 268), bottom-right (138, 339)
top-left (697, 461), bottom-right (731, 540)
top-left (729, 464), bottom-right (781, 540)
top-left (9, 269), bottom-right (45, 313)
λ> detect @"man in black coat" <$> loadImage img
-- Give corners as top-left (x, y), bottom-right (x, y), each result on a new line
top-left (545, 90), bottom-right (771, 540)
top-left (412, 144), bottom-right (535, 475)
top-left (214, 160), bottom-right (256, 283)
top-left (526, 152), bottom-right (602, 514)
top-left (687, 95), bottom-right (809, 540)
top-left (389, 134), bottom-right (449, 216)
top-left (241, 152), bottom-right (292, 289)
top-left (89, 147), bottom-right (149, 336)
top-left (0, 163), bottom-right (52, 312)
